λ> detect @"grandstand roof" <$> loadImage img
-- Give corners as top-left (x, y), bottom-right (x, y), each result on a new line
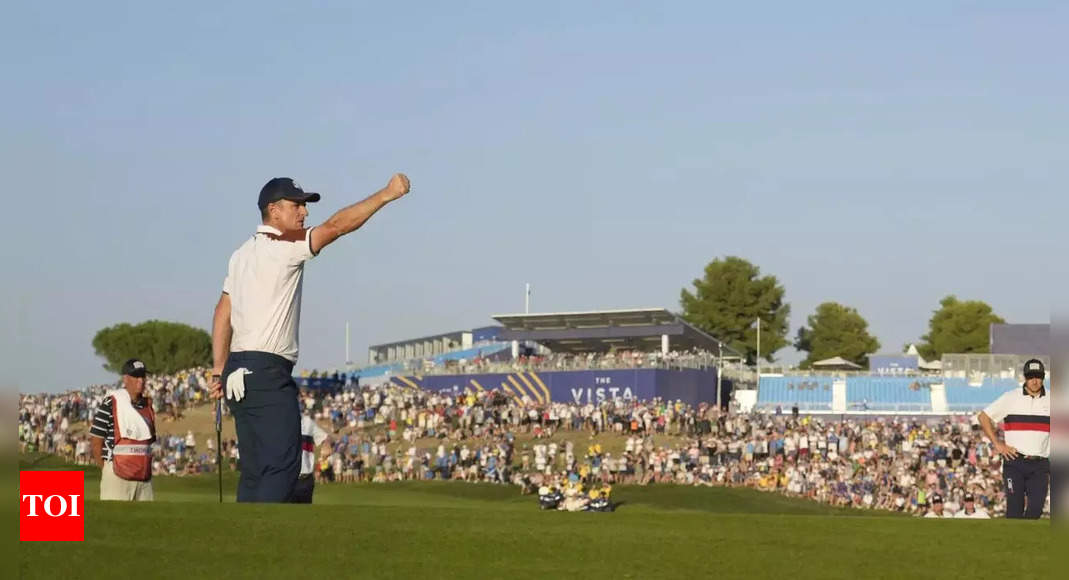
top-left (492, 308), bottom-right (742, 356)
top-left (368, 328), bottom-right (469, 351)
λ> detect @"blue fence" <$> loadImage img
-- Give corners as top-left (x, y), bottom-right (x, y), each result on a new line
top-left (758, 375), bottom-right (1026, 413)
top-left (756, 376), bottom-right (834, 411)
top-left (943, 378), bottom-right (1018, 412)
top-left (845, 377), bottom-right (934, 411)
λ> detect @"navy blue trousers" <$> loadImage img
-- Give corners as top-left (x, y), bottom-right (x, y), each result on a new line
top-left (1003, 457), bottom-right (1049, 519)
top-left (224, 351), bottom-right (300, 503)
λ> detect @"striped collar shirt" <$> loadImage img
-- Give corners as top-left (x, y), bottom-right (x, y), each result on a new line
top-left (982, 386), bottom-right (1050, 458)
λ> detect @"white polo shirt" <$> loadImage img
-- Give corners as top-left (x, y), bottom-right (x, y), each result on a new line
top-left (223, 225), bottom-right (317, 362)
top-left (982, 386), bottom-right (1050, 458)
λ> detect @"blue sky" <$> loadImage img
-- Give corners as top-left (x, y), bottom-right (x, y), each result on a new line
top-left (4, 1), bottom-right (1065, 392)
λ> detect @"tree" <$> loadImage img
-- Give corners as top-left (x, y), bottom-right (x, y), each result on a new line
top-left (917, 295), bottom-right (1005, 360)
top-left (92, 320), bottom-right (212, 376)
top-left (794, 302), bottom-right (880, 368)
top-left (680, 256), bottom-right (790, 363)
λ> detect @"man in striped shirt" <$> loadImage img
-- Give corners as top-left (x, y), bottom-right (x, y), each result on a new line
top-left (978, 358), bottom-right (1050, 519)
top-left (88, 399), bottom-right (153, 460)
top-left (89, 359), bottom-right (156, 501)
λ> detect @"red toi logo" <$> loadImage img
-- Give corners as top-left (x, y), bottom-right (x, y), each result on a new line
top-left (20, 471), bottom-right (85, 542)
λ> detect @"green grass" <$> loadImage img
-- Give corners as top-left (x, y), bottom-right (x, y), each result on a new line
top-left (19, 454), bottom-right (1049, 579)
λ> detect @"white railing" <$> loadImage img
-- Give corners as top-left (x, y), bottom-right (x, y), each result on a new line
top-left (414, 356), bottom-right (721, 376)
top-left (757, 366), bottom-right (942, 378)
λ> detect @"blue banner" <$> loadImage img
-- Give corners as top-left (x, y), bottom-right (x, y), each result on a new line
top-left (868, 355), bottom-right (919, 375)
top-left (380, 368), bottom-right (718, 405)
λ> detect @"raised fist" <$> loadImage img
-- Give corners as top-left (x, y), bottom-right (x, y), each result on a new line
top-left (384, 173), bottom-right (410, 201)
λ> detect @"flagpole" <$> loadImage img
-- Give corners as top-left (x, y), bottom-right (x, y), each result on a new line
top-left (756, 317), bottom-right (761, 378)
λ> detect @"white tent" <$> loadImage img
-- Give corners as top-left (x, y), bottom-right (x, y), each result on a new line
top-left (811, 356), bottom-right (863, 370)
top-left (905, 343), bottom-right (942, 371)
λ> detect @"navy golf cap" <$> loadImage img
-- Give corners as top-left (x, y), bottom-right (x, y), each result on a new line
top-left (121, 358), bottom-right (147, 378)
top-left (258, 178), bottom-right (321, 211)
top-left (1023, 359), bottom-right (1045, 380)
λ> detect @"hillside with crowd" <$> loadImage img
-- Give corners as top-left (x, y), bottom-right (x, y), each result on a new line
top-left (18, 368), bottom-right (237, 476)
top-left (18, 367), bottom-right (1031, 518)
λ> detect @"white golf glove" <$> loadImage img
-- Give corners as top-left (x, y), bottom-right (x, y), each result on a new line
top-left (226, 368), bottom-right (252, 402)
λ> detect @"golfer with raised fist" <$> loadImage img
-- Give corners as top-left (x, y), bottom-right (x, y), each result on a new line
top-left (210, 173), bottom-right (410, 502)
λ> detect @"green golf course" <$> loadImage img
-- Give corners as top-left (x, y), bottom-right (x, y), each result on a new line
top-left (19, 454), bottom-right (1049, 579)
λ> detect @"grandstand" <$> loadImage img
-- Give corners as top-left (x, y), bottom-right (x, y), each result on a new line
top-left (492, 308), bottom-right (736, 355)
top-left (348, 325), bottom-right (513, 382)
top-left (754, 376), bottom-right (834, 411)
top-left (366, 325), bottom-right (506, 365)
top-left (944, 377), bottom-right (1020, 413)
top-left (342, 309), bottom-right (1048, 415)
top-left (749, 322), bottom-right (1047, 415)
top-left (844, 377), bottom-right (935, 412)
top-left (751, 354), bottom-right (1044, 415)
top-left (348, 308), bottom-right (741, 405)
top-left (753, 376), bottom-right (935, 414)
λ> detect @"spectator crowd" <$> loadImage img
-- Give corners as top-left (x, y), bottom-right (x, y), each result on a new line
top-left (300, 383), bottom-right (1020, 517)
top-left (18, 368), bottom-right (233, 475)
top-left (19, 366), bottom-right (1034, 518)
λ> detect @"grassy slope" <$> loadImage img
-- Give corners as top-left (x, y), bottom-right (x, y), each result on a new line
top-left (152, 403), bottom-right (698, 459)
top-left (19, 455), bottom-right (1049, 579)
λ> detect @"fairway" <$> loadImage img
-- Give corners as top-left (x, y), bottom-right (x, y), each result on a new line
top-left (20, 457), bottom-right (1049, 579)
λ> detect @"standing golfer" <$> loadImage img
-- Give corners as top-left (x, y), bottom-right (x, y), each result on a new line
top-left (978, 358), bottom-right (1050, 519)
top-left (211, 174), bottom-right (410, 502)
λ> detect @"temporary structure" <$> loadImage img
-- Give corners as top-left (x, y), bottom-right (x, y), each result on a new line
top-left (811, 356), bottom-right (863, 370)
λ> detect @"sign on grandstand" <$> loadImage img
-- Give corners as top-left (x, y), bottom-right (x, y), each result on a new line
top-left (869, 355), bottom-right (919, 375)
